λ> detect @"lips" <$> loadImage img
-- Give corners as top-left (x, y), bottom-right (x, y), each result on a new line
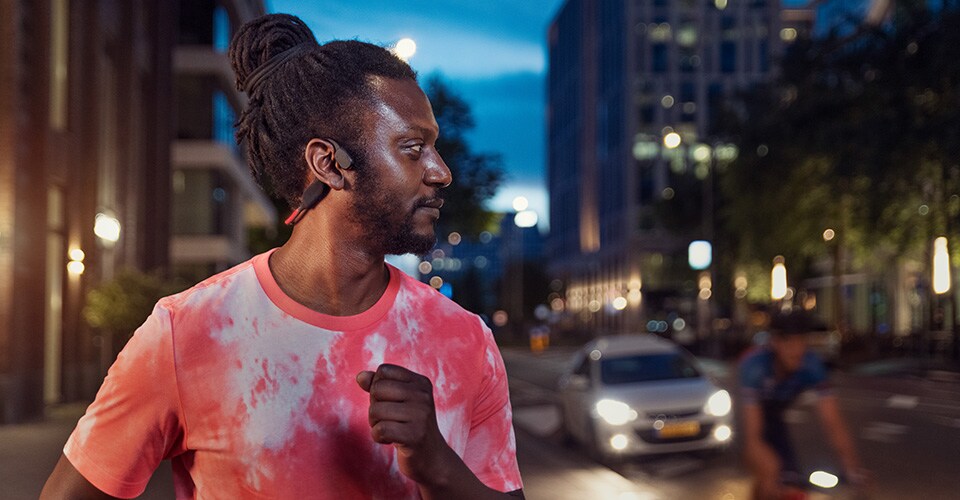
top-left (416, 198), bottom-right (443, 218)
top-left (418, 198), bottom-right (444, 210)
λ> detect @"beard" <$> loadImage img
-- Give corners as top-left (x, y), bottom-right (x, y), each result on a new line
top-left (347, 154), bottom-right (439, 257)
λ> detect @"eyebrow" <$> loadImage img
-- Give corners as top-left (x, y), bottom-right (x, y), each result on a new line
top-left (401, 125), bottom-right (440, 138)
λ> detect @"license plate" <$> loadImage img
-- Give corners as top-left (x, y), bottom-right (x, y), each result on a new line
top-left (658, 421), bottom-right (700, 438)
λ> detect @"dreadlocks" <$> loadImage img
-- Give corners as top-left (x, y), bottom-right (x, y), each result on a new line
top-left (229, 13), bottom-right (417, 209)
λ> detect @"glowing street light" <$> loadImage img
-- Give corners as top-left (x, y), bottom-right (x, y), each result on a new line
top-left (393, 38), bottom-right (417, 61)
top-left (663, 132), bottom-right (682, 149)
top-left (94, 213), bottom-right (121, 243)
top-left (514, 210), bottom-right (538, 228)
top-left (933, 237), bottom-right (951, 294)
top-left (67, 247), bottom-right (85, 276)
top-left (771, 256), bottom-right (788, 300)
top-left (512, 196), bottom-right (529, 212)
top-left (688, 240), bottom-right (712, 270)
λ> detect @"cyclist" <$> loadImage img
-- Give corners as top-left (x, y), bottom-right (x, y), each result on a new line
top-left (739, 310), bottom-right (868, 499)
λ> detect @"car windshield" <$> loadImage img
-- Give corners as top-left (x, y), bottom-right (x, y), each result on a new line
top-left (600, 352), bottom-right (701, 385)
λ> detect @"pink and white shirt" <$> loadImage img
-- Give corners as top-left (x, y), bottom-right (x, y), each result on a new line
top-left (64, 250), bottom-right (522, 499)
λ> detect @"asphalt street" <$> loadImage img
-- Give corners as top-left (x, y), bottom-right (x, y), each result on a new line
top-left (3, 347), bottom-right (957, 499)
top-left (503, 346), bottom-right (960, 500)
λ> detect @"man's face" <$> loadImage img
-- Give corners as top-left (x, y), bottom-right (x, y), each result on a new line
top-left (770, 333), bottom-right (807, 374)
top-left (347, 77), bottom-right (452, 256)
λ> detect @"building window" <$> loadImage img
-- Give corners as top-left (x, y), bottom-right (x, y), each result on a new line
top-left (721, 42), bottom-right (736, 73)
top-left (172, 169), bottom-right (232, 236)
top-left (213, 90), bottom-right (237, 151)
top-left (640, 105), bottom-right (655, 125)
top-left (175, 75), bottom-right (215, 140)
top-left (178, 0), bottom-right (215, 45)
top-left (213, 6), bottom-right (231, 52)
top-left (653, 44), bottom-right (668, 73)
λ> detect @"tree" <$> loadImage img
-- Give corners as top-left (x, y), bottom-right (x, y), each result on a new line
top-left (719, 2), bottom-right (960, 276)
top-left (424, 75), bottom-right (505, 237)
top-left (83, 270), bottom-right (188, 356)
top-left (715, 1), bottom-right (960, 346)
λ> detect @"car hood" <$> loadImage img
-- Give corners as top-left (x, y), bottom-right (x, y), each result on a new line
top-left (596, 378), bottom-right (717, 414)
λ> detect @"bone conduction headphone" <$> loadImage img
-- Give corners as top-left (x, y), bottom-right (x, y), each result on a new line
top-left (284, 139), bottom-right (354, 226)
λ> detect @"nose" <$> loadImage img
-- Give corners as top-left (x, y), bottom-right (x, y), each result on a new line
top-left (425, 150), bottom-right (452, 189)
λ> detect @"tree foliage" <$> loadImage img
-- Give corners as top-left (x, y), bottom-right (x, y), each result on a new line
top-left (717, 1), bottom-right (960, 282)
top-left (424, 75), bottom-right (505, 237)
top-left (83, 270), bottom-right (188, 342)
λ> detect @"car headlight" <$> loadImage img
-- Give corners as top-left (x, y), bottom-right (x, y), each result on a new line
top-left (705, 390), bottom-right (732, 417)
top-left (595, 399), bottom-right (638, 425)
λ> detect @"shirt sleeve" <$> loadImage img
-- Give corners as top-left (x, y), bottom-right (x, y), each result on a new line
top-left (461, 319), bottom-right (523, 493)
top-left (802, 351), bottom-right (833, 397)
top-left (63, 305), bottom-right (186, 498)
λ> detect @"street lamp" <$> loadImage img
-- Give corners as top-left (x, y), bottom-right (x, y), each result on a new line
top-left (663, 132), bottom-right (682, 149)
top-left (94, 213), bottom-right (121, 243)
top-left (392, 38), bottom-right (417, 61)
top-left (771, 256), bottom-right (788, 301)
top-left (933, 237), bottom-right (951, 295)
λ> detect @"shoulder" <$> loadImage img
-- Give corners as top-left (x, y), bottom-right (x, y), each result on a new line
top-left (158, 255), bottom-right (260, 317)
top-left (392, 265), bottom-right (486, 333)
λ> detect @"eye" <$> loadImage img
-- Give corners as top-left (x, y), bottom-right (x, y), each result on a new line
top-left (409, 144), bottom-right (423, 154)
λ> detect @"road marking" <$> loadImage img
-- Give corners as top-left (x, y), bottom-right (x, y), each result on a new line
top-left (885, 395), bottom-right (919, 409)
top-left (930, 415), bottom-right (960, 429)
top-left (861, 421), bottom-right (909, 443)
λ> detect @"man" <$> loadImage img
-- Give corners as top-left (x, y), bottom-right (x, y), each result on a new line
top-left (739, 310), bottom-right (867, 499)
top-left (42, 14), bottom-right (523, 499)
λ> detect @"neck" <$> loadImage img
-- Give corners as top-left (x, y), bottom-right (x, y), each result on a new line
top-left (268, 215), bottom-right (389, 316)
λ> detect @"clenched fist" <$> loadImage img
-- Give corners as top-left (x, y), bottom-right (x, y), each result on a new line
top-left (356, 364), bottom-right (455, 485)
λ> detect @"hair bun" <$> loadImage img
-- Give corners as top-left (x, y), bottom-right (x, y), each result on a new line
top-left (229, 13), bottom-right (317, 92)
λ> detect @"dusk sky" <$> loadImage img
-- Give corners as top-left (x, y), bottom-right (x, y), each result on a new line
top-left (268, 0), bottom-right (566, 225)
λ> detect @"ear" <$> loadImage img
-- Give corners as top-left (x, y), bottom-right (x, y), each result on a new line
top-left (304, 138), bottom-right (349, 191)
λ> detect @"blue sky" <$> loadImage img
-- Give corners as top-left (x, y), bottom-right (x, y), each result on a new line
top-left (268, 0), bottom-right (565, 223)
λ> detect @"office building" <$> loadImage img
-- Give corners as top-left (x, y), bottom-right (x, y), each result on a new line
top-left (547, 0), bottom-right (799, 335)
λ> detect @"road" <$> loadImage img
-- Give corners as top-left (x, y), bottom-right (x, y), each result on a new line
top-left (4, 348), bottom-right (956, 499)
top-left (503, 346), bottom-right (960, 500)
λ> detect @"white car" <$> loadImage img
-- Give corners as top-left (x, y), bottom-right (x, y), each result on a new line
top-left (558, 334), bottom-right (733, 461)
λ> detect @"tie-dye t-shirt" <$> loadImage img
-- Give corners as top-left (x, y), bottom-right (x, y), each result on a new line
top-left (63, 250), bottom-right (522, 499)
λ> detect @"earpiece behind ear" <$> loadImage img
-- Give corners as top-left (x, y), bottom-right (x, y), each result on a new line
top-left (330, 139), bottom-right (354, 169)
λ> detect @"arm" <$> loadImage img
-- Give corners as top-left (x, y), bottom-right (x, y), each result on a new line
top-left (741, 402), bottom-right (782, 500)
top-left (41, 454), bottom-right (117, 500)
top-left (42, 306), bottom-right (183, 498)
top-left (815, 394), bottom-right (865, 480)
top-left (357, 365), bottom-right (524, 500)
